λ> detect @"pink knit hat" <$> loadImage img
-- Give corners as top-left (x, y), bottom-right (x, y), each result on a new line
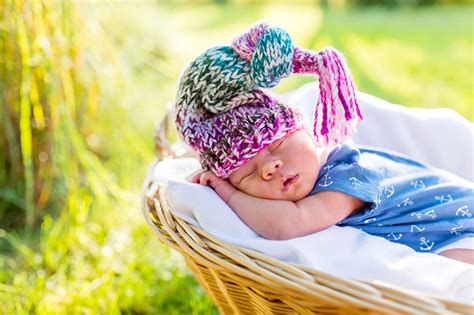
top-left (175, 22), bottom-right (362, 178)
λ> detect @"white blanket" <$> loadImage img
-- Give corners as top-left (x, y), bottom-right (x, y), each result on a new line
top-left (142, 84), bottom-right (474, 303)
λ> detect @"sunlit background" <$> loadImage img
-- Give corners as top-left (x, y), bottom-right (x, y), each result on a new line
top-left (1, 0), bottom-right (473, 313)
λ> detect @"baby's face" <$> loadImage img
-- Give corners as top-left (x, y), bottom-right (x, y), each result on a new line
top-left (228, 128), bottom-right (322, 201)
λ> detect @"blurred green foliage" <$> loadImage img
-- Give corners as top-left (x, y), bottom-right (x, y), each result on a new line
top-left (1, 0), bottom-right (128, 229)
top-left (0, 0), bottom-right (472, 313)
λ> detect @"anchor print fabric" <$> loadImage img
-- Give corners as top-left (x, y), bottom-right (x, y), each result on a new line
top-left (308, 142), bottom-right (474, 253)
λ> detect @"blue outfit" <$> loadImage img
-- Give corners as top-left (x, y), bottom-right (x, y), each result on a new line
top-left (308, 142), bottom-right (474, 253)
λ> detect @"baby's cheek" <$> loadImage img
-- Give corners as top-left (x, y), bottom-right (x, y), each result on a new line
top-left (248, 182), bottom-right (276, 199)
top-left (236, 182), bottom-right (258, 197)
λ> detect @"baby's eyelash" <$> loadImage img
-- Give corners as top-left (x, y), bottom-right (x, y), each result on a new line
top-left (241, 169), bottom-right (255, 182)
top-left (269, 140), bottom-right (283, 152)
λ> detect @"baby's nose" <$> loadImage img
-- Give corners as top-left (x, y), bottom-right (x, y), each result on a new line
top-left (262, 159), bottom-right (283, 180)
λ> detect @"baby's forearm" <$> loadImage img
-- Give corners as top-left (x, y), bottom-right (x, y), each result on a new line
top-left (227, 189), bottom-right (360, 240)
top-left (227, 190), bottom-right (300, 239)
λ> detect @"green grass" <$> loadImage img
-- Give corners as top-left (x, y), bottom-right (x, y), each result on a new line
top-left (1, 2), bottom-right (473, 314)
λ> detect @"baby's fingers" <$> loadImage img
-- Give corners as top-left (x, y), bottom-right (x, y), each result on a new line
top-left (198, 171), bottom-right (236, 203)
top-left (198, 172), bottom-right (213, 186)
top-left (199, 171), bottom-right (221, 187)
top-left (186, 170), bottom-right (206, 183)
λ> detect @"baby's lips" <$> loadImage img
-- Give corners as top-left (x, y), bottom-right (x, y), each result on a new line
top-left (280, 174), bottom-right (299, 191)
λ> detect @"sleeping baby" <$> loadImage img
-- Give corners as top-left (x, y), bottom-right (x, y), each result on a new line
top-left (175, 22), bottom-right (474, 264)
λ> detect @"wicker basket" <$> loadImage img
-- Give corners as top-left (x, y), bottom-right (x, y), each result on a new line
top-left (142, 110), bottom-right (471, 314)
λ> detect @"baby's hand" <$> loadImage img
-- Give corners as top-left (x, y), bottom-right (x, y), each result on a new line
top-left (186, 170), bottom-right (237, 203)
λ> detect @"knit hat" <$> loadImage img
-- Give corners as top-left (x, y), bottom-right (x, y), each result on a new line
top-left (175, 22), bottom-right (362, 178)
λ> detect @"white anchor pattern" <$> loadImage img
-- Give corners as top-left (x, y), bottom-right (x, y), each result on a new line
top-left (419, 237), bottom-right (435, 251)
top-left (349, 177), bottom-right (364, 190)
top-left (423, 209), bottom-right (437, 219)
top-left (450, 224), bottom-right (463, 236)
top-left (370, 185), bottom-right (395, 212)
top-left (387, 233), bottom-right (402, 241)
top-left (382, 185), bottom-right (395, 198)
top-left (410, 225), bottom-right (425, 232)
top-left (455, 205), bottom-right (472, 217)
top-left (310, 143), bottom-right (474, 253)
top-left (410, 209), bottom-right (438, 220)
top-left (397, 198), bottom-right (414, 207)
top-left (410, 180), bottom-right (426, 189)
top-left (318, 164), bottom-right (334, 188)
top-left (369, 190), bottom-right (382, 212)
top-left (434, 194), bottom-right (453, 203)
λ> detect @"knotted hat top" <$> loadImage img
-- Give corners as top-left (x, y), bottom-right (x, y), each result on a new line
top-left (175, 22), bottom-right (362, 178)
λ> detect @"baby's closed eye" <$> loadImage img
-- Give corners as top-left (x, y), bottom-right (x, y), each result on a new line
top-left (242, 169), bottom-right (256, 181)
top-left (268, 139), bottom-right (283, 152)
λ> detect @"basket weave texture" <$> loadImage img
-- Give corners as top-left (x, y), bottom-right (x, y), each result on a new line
top-left (142, 111), bottom-right (471, 314)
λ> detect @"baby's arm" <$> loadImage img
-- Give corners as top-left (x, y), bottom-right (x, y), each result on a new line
top-left (288, 191), bottom-right (365, 239)
top-left (228, 189), bottom-right (302, 239)
top-left (189, 171), bottom-right (365, 240)
top-left (227, 190), bottom-right (365, 240)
